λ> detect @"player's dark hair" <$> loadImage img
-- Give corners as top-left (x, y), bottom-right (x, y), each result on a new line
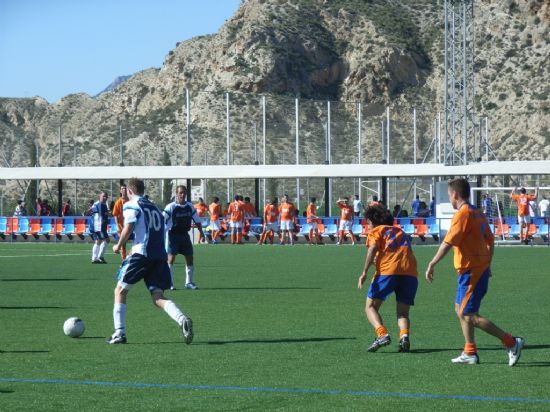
top-left (176, 185), bottom-right (187, 193)
top-left (244, 197), bottom-right (251, 202)
top-left (271, 197), bottom-right (278, 204)
top-left (310, 197), bottom-right (316, 203)
top-left (213, 196), bottom-right (219, 203)
top-left (128, 178), bottom-right (145, 195)
top-left (234, 195), bottom-right (240, 201)
top-left (364, 205), bottom-right (393, 226)
top-left (373, 195), bottom-right (378, 201)
top-left (520, 187), bottom-right (526, 194)
top-left (448, 178), bottom-right (470, 199)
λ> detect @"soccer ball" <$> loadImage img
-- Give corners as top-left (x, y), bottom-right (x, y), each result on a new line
top-left (63, 317), bottom-right (85, 338)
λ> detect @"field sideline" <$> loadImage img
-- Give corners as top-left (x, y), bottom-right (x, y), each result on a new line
top-left (1, 243), bottom-right (549, 411)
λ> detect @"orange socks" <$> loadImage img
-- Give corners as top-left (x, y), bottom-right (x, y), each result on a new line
top-left (399, 329), bottom-right (409, 338)
top-left (375, 325), bottom-right (388, 337)
top-left (464, 342), bottom-right (477, 355)
top-left (501, 333), bottom-right (516, 348)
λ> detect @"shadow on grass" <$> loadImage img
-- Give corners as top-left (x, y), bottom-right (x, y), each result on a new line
top-left (0, 390), bottom-right (14, 393)
top-left (0, 350), bottom-right (49, 353)
top-left (206, 337), bottom-right (356, 345)
top-left (1, 278), bottom-right (75, 282)
top-left (525, 344), bottom-right (550, 350)
top-left (0, 306), bottom-right (71, 310)
top-left (199, 287), bottom-right (322, 291)
top-left (77, 336), bottom-right (107, 340)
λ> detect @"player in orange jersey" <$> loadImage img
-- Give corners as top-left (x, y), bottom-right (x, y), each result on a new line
top-left (278, 195), bottom-right (295, 245)
top-left (306, 197), bottom-right (322, 245)
top-left (225, 195), bottom-right (245, 244)
top-left (111, 184), bottom-right (129, 260)
top-left (336, 197), bottom-right (355, 245)
top-left (208, 197), bottom-right (222, 244)
top-left (194, 198), bottom-right (209, 244)
top-left (510, 187), bottom-right (538, 243)
top-left (426, 178), bottom-right (523, 366)
top-left (258, 198), bottom-right (279, 245)
top-left (358, 205), bottom-right (418, 353)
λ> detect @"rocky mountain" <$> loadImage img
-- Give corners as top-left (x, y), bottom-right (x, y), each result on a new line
top-left (93, 75), bottom-right (131, 98)
top-left (0, 0), bottom-right (549, 211)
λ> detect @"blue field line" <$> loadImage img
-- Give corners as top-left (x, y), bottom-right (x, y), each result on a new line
top-left (1, 377), bottom-right (550, 404)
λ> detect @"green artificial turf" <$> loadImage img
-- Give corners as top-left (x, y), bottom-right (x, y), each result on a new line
top-left (0, 243), bottom-right (549, 411)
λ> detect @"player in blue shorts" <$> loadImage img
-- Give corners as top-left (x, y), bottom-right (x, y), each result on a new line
top-left (358, 206), bottom-right (418, 352)
top-left (163, 185), bottom-right (205, 290)
top-left (90, 191), bottom-right (109, 264)
top-left (106, 178), bottom-right (193, 345)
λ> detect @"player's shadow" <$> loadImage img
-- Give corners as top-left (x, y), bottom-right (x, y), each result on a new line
top-left (0, 306), bottom-right (71, 310)
top-left (206, 336), bottom-right (356, 345)
top-left (200, 287), bottom-right (322, 291)
top-left (0, 390), bottom-right (14, 393)
top-left (525, 344), bottom-right (550, 350)
top-left (1, 278), bottom-right (75, 282)
top-left (411, 346), bottom-right (507, 354)
top-left (0, 350), bottom-right (49, 353)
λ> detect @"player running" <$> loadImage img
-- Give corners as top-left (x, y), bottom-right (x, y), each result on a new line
top-left (163, 185), bottom-right (205, 290)
top-left (426, 178), bottom-right (523, 366)
top-left (358, 205), bottom-right (418, 353)
top-left (107, 178), bottom-right (193, 345)
top-left (510, 187), bottom-right (538, 243)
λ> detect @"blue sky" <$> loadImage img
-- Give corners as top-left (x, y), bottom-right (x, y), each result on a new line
top-left (0, 0), bottom-right (241, 102)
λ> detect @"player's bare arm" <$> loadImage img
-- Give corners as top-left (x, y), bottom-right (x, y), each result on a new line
top-left (113, 222), bottom-right (135, 254)
top-left (358, 244), bottom-right (377, 289)
top-left (425, 241), bottom-right (452, 283)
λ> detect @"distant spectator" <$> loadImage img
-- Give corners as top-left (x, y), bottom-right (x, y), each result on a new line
top-left (35, 198), bottom-right (43, 216)
top-left (417, 201), bottom-right (430, 218)
top-left (539, 196), bottom-right (549, 218)
top-left (84, 200), bottom-right (94, 216)
top-left (369, 195), bottom-right (380, 207)
top-left (481, 194), bottom-right (493, 218)
top-left (42, 199), bottom-right (52, 216)
top-left (392, 204), bottom-right (402, 218)
top-left (528, 200), bottom-right (538, 218)
top-left (62, 199), bottom-right (71, 217)
top-left (429, 196), bottom-right (436, 217)
top-left (353, 194), bottom-right (363, 217)
top-left (411, 195), bottom-right (421, 217)
top-left (14, 200), bottom-right (27, 217)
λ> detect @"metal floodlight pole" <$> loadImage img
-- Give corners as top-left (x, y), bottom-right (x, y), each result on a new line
top-left (226, 92), bottom-right (231, 203)
top-left (119, 124), bottom-right (124, 166)
top-left (327, 100), bottom-right (332, 216)
top-left (386, 107), bottom-right (390, 164)
top-left (57, 125), bottom-right (63, 216)
top-left (380, 121), bottom-right (385, 160)
top-left (413, 108), bottom-right (417, 165)
top-left (358, 102), bottom-right (362, 165)
top-left (262, 95), bottom-right (266, 207)
top-left (295, 97), bottom-right (300, 210)
top-left (186, 88), bottom-right (191, 166)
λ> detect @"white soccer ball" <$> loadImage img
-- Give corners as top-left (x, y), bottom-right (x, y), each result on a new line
top-left (63, 317), bottom-right (85, 338)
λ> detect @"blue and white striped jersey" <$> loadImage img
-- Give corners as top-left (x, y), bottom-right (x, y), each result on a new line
top-left (123, 196), bottom-right (167, 260)
top-left (163, 201), bottom-right (201, 234)
top-left (91, 201), bottom-right (109, 232)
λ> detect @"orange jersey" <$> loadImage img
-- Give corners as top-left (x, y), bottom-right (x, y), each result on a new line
top-left (337, 202), bottom-right (354, 221)
top-left (209, 203), bottom-right (221, 221)
top-left (264, 204), bottom-right (279, 223)
top-left (367, 225), bottom-right (417, 276)
top-left (306, 203), bottom-right (318, 223)
top-left (194, 202), bottom-right (208, 218)
top-left (112, 197), bottom-right (128, 231)
top-left (444, 203), bottom-right (494, 274)
top-left (226, 201), bottom-right (245, 222)
top-left (279, 202), bottom-right (295, 222)
top-left (511, 193), bottom-right (536, 217)
top-left (244, 202), bottom-right (256, 218)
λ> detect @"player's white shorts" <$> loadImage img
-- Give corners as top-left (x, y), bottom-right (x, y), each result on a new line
top-left (518, 215), bottom-right (531, 224)
top-left (210, 220), bottom-right (220, 231)
top-left (280, 220), bottom-right (294, 231)
top-left (308, 221), bottom-right (318, 230)
top-left (229, 221), bottom-right (243, 229)
top-left (339, 220), bottom-right (352, 231)
top-left (265, 222), bottom-right (279, 232)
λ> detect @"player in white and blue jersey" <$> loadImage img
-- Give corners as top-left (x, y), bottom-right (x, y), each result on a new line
top-left (163, 185), bottom-right (205, 290)
top-left (106, 178), bottom-right (193, 345)
top-left (90, 191), bottom-right (109, 264)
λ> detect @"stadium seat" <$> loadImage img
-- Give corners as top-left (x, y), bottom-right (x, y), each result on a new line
top-left (0, 216), bottom-right (7, 237)
top-left (396, 218), bottom-right (411, 226)
top-left (537, 224), bottom-right (549, 240)
top-left (415, 224), bottom-right (429, 237)
top-left (402, 224), bottom-right (415, 235)
top-left (508, 224), bottom-right (521, 238)
top-left (428, 223), bottom-right (440, 236)
top-left (17, 217), bottom-right (30, 237)
top-left (533, 218), bottom-right (545, 225)
top-left (249, 217), bottom-right (263, 225)
top-left (298, 223), bottom-right (311, 237)
top-left (75, 218), bottom-right (91, 238)
top-left (39, 218), bottom-right (53, 238)
top-left (489, 224), bottom-right (495, 233)
top-left (322, 217), bottom-right (336, 225)
top-left (61, 219), bottom-right (76, 238)
top-left (53, 218), bottom-right (65, 239)
top-left (5, 217), bottom-right (18, 237)
top-left (297, 217), bottom-right (307, 225)
top-left (425, 217), bottom-right (436, 225)
top-left (412, 218), bottom-right (424, 226)
top-left (29, 218), bottom-right (42, 238)
top-left (495, 224), bottom-right (511, 237)
top-left (352, 224), bottom-right (363, 236)
top-left (317, 223), bottom-right (325, 235)
top-left (504, 217), bottom-right (517, 225)
top-left (322, 224), bottom-right (338, 240)
top-left (107, 219), bottom-right (118, 240)
top-left (527, 224), bottom-right (538, 238)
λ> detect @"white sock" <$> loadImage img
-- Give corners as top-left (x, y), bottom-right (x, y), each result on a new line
top-left (113, 303), bottom-right (126, 335)
top-left (98, 241), bottom-right (107, 258)
top-left (185, 265), bottom-right (194, 285)
top-left (163, 300), bottom-right (185, 325)
top-left (168, 264), bottom-right (174, 287)
top-left (92, 244), bottom-right (99, 261)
